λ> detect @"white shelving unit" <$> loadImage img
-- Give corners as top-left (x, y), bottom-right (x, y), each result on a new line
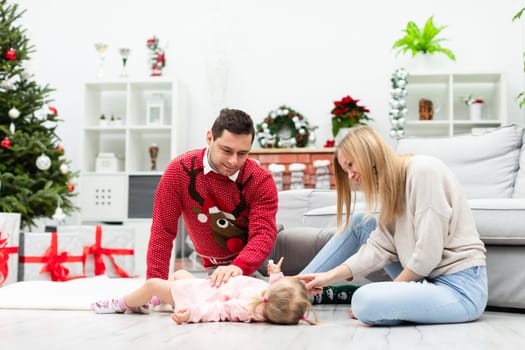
top-left (79, 79), bottom-right (180, 222)
top-left (404, 73), bottom-right (507, 137)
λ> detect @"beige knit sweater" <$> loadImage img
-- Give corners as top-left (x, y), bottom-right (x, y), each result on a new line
top-left (345, 155), bottom-right (486, 280)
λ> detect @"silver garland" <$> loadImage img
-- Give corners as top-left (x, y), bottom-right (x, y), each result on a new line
top-left (389, 68), bottom-right (409, 139)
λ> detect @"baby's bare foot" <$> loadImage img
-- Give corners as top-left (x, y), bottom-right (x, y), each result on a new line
top-left (348, 307), bottom-right (356, 319)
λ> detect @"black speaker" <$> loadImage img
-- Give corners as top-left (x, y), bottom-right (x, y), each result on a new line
top-left (127, 175), bottom-right (161, 219)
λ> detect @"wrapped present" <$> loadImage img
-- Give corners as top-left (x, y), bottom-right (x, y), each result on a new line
top-left (58, 225), bottom-right (135, 277)
top-left (0, 213), bottom-right (21, 287)
top-left (18, 231), bottom-right (85, 281)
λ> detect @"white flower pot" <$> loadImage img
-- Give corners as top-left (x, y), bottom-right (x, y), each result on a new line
top-left (469, 103), bottom-right (483, 121)
top-left (335, 127), bottom-right (351, 145)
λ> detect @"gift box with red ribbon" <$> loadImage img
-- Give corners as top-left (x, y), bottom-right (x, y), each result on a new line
top-left (0, 213), bottom-right (21, 287)
top-left (58, 225), bottom-right (135, 278)
top-left (18, 231), bottom-right (85, 281)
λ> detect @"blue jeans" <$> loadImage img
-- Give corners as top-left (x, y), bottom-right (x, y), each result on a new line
top-left (301, 213), bottom-right (376, 274)
top-left (300, 212), bottom-right (488, 325)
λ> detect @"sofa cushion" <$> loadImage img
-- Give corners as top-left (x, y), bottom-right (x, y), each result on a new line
top-left (303, 191), bottom-right (378, 228)
top-left (268, 226), bottom-right (336, 275)
top-left (513, 135), bottom-right (525, 198)
top-left (303, 205), bottom-right (339, 228)
top-left (396, 125), bottom-right (524, 199)
top-left (303, 198), bottom-right (525, 245)
top-left (469, 198), bottom-right (525, 245)
top-left (277, 189), bottom-right (337, 228)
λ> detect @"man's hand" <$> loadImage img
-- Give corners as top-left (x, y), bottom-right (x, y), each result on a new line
top-left (208, 264), bottom-right (242, 287)
top-left (171, 308), bottom-right (191, 324)
top-left (267, 257), bottom-right (284, 275)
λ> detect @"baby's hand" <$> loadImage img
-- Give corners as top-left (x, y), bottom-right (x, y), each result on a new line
top-left (171, 308), bottom-right (191, 324)
top-left (267, 257), bottom-right (284, 275)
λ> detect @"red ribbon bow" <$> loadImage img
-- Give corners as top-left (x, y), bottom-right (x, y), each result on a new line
top-left (19, 232), bottom-right (84, 282)
top-left (0, 231), bottom-right (19, 286)
top-left (83, 225), bottom-right (134, 278)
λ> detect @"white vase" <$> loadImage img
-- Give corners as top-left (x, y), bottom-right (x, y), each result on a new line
top-left (469, 103), bottom-right (483, 121)
top-left (335, 127), bottom-right (351, 145)
top-left (397, 53), bottom-right (453, 74)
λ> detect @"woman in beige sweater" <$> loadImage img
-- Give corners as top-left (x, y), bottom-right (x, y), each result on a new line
top-left (298, 126), bottom-right (487, 325)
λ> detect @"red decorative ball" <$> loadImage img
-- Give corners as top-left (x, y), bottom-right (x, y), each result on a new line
top-left (48, 106), bottom-right (58, 116)
top-left (5, 49), bottom-right (16, 61)
top-left (56, 144), bottom-right (64, 152)
top-left (1, 137), bottom-right (11, 148)
top-left (67, 183), bottom-right (75, 192)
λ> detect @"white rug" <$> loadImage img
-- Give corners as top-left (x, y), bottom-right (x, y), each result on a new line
top-left (0, 276), bottom-right (145, 310)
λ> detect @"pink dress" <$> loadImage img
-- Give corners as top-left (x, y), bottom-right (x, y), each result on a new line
top-left (171, 274), bottom-right (282, 323)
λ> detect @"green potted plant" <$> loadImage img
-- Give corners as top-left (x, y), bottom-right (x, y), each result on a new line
top-left (393, 16), bottom-right (456, 61)
top-left (513, 7), bottom-right (525, 108)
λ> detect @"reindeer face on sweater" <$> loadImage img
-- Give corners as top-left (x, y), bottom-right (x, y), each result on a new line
top-left (192, 205), bottom-right (248, 253)
top-left (183, 156), bottom-right (251, 254)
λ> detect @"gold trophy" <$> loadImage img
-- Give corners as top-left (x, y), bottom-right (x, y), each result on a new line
top-left (149, 143), bottom-right (159, 171)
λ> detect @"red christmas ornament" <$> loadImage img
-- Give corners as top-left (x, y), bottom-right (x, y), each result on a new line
top-left (67, 183), bottom-right (75, 192)
top-left (1, 137), bottom-right (11, 148)
top-left (56, 144), bottom-right (64, 152)
top-left (5, 48), bottom-right (16, 61)
top-left (48, 106), bottom-right (58, 116)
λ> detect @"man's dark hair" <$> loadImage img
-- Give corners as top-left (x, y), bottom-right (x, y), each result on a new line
top-left (211, 108), bottom-right (255, 144)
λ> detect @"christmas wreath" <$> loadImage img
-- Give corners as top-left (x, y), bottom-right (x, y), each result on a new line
top-left (256, 105), bottom-right (310, 148)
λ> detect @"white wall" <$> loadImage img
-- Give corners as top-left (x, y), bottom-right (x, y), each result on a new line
top-left (15, 0), bottom-right (525, 176)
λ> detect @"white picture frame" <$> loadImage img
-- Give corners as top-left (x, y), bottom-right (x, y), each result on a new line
top-left (146, 93), bottom-right (164, 125)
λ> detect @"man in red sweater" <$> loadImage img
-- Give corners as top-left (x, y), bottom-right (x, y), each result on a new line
top-left (147, 108), bottom-right (278, 287)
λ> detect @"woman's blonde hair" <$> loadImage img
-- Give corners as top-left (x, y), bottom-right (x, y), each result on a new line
top-left (248, 278), bottom-right (318, 325)
top-left (334, 126), bottom-right (412, 232)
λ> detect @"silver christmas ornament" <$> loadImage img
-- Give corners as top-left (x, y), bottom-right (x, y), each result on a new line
top-left (59, 163), bottom-right (69, 174)
top-left (395, 129), bottom-right (406, 138)
top-left (8, 107), bottom-right (20, 119)
top-left (389, 129), bottom-right (398, 138)
top-left (36, 153), bottom-right (52, 170)
top-left (52, 205), bottom-right (66, 221)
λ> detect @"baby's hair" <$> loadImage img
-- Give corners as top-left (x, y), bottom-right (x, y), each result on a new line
top-left (249, 278), bottom-right (318, 325)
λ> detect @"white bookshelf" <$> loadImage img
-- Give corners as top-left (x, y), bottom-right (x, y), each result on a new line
top-left (79, 79), bottom-right (179, 222)
top-left (404, 73), bottom-right (507, 137)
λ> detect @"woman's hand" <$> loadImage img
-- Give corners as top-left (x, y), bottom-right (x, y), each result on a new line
top-left (171, 308), bottom-right (191, 324)
top-left (296, 272), bottom-right (332, 293)
top-left (296, 265), bottom-right (353, 293)
top-left (267, 257), bottom-right (284, 275)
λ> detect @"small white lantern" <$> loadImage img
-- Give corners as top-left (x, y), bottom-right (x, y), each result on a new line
top-left (146, 93), bottom-right (165, 125)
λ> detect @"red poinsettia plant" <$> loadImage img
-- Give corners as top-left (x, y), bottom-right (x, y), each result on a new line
top-left (330, 95), bottom-right (372, 137)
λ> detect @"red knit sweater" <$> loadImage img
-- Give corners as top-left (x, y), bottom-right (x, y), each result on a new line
top-left (147, 149), bottom-right (278, 279)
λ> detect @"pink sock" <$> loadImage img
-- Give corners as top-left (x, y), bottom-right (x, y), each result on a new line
top-left (150, 296), bottom-right (161, 307)
top-left (119, 296), bottom-right (128, 311)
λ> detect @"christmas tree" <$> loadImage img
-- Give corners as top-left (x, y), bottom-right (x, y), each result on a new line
top-left (0, 0), bottom-right (77, 229)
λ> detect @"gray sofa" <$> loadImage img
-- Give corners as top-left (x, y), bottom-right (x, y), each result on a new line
top-left (270, 124), bottom-right (525, 310)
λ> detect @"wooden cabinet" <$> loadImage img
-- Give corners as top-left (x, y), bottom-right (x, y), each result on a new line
top-left (249, 148), bottom-right (336, 190)
top-left (404, 73), bottom-right (506, 137)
